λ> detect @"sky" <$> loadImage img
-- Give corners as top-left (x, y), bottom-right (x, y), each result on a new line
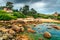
top-left (0, 0), bottom-right (60, 14)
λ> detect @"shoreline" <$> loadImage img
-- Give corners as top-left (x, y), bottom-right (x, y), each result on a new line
top-left (39, 18), bottom-right (60, 23)
top-left (17, 18), bottom-right (60, 24)
top-left (0, 18), bottom-right (60, 24)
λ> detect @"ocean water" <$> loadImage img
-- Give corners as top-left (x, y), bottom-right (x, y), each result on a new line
top-left (32, 23), bottom-right (60, 40)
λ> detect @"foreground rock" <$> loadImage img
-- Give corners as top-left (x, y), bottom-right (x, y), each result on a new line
top-left (0, 27), bottom-right (8, 33)
top-left (12, 24), bottom-right (25, 32)
top-left (16, 35), bottom-right (29, 40)
top-left (27, 28), bottom-right (35, 33)
top-left (12, 24), bottom-right (20, 32)
top-left (20, 27), bottom-right (24, 32)
top-left (39, 38), bottom-right (43, 40)
top-left (43, 32), bottom-right (51, 38)
top-left (8, 29), bottom-right (15, 35)
top-left (33, 24), bottom-right (37, 27)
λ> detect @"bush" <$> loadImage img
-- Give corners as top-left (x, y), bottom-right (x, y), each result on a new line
top-left (32, 14), bottom-right (38, 18)
top-left (0, 14), bottom-right (17, 20)
top-left (13, 12), bottom-right (26, 18)
top-left (57, 16), bottom-right (60, 20)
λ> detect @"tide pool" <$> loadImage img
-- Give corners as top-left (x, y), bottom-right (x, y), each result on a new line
top-left (32, 23), bottom-right (60, 40)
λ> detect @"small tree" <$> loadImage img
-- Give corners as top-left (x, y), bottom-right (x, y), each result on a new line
top-left (22, 5), bottom-right (29, 15)
top-left (6, 2), bottom-right (13, 9)
top-left (30, 8), bottom-right (37, 14)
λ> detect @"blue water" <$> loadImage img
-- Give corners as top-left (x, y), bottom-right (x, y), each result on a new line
top-left (32, 23), bottom-right (60, 40)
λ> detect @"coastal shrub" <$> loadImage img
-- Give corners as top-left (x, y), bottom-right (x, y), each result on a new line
top-left (32, 14), bottom-right (38, 18)
top-left (13, 12), bottom-right (27, 18)
top-left (0, 10), bottom-right (6, 13)
top-left (0, 14), bottom-right (17, 20)
top-left (57, 16), bottom-right (60, 20)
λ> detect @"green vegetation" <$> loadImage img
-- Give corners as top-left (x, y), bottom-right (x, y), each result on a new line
top-left (57, 16), bottom-right (60, 20)
top-left (13, 12), bottom-right (27, 18)
top-left (0, 10), bottom-right (16, 20)
top-left (0, 10), bottom-right (26, 20)
top-left (0, 14), bottom-right (16, 20)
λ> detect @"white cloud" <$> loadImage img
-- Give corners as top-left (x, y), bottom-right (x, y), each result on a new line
top-left (30, 2), bottom-right (46, 8)
top-left (0, 0), bottom-right (6, 6)
top-left (29, 2), bottom-right (47, 13)
top-left (0, 0), bottom-right (60, 14)
top-left (13, 3), bottom-right (25, 9)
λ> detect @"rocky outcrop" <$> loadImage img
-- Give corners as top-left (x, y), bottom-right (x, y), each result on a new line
top-left (51, 25), bottom-right (60, 30)
top-left (43, 32), bottom-right (51, 38)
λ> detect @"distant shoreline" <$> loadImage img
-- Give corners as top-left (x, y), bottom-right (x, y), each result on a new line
top-left (39, 18), bottom-right (60, 23)
top-left (0, 18), bottom-right (60, 24)
top-left (17, 18), bottom-right (60, 23)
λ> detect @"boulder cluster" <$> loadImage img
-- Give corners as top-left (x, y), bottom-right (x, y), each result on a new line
top-left (0, 20), bottom-right (37, 40)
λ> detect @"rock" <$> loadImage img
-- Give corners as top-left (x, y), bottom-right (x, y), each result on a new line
top-left (39, 38), bottom-right (43, 40)
top-left (27, 28), bottom-right (35, 33)
top-left (7, 24), bottom-right (12, 28)
top-left (8, 29), bottom-right (15, 35)
top-left (38, 28), bottom-right (40, 29)
top-left (3, 35), bottom-right (8, 39)
top-left (26, 25), bottom-right (31, 28)
top-left (0, 32), bottom-right (3, 37)
top-left (7, 35), bottom-right (14, 40)
top-left (33, 24), bottom-right (36, 27)
top-left (12, 24), bottom-right (24, 32)
top-left (2, 33), bottom-right (10, 40)
top-left (43, 32), bottom-right (51, 38)
top-left (20, 27), bottom-right (24, 32)
top-left (18, 24), bottom-right (22, 27)
top-left (0, 27), bottom-right (8, 33)
top-left (51, 25), bottom-right (60, 30)
top-left (16, 35), bottom-right (29, 40)
top-left (0, 37), bottom-right (3, 40)
top-left (12, 24), bottom-right (20, 32)
top-left (47, 27), bottom-right (52, 29)
top-left (12, 39), bottom-right (15, 40)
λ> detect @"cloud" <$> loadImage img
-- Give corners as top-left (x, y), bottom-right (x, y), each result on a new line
top-left (30, 2), bottom-right (46, 8)
top-left (0, 0), bottom-right (6, 6)
top-left (3, 0), bottom-right (42, 3)
top-left (0, 0), bottom-right (60, 14)
top-left (13, 3), bottom-right (25, 9)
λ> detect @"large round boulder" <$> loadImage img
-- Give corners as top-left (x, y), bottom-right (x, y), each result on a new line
top-left (43, 32), bottom-right (51, 38)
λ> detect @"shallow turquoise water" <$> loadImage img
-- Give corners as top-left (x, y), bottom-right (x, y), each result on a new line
top-left (32, 23), bottom-right (60, 40)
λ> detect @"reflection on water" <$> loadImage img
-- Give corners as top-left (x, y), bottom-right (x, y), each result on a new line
top-left (32, 23), bottom-right (60, 40)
